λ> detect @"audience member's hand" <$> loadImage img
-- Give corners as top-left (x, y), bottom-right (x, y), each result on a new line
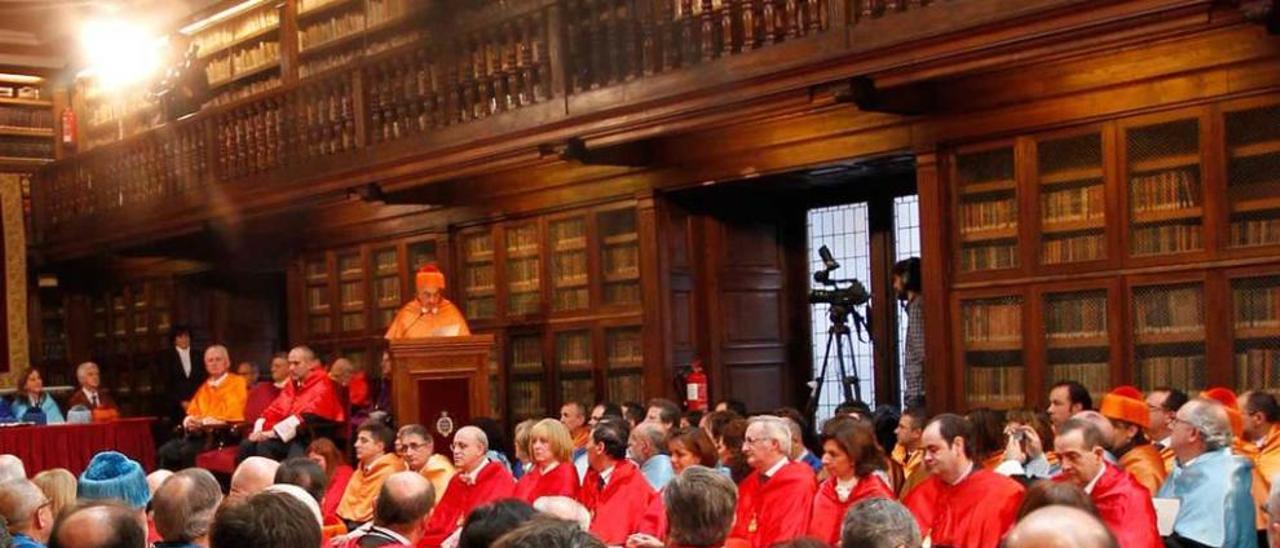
top-left (625, 533), bottom-right (664, 548)
top-left (248, 430), bottom-right (265, 442)
top-left (1003, 433), bottom-right (1026, 464)
top-left (1022, 426), bottom-right (1045, 459)
top-left (182, 416), bottom-right (199, 431)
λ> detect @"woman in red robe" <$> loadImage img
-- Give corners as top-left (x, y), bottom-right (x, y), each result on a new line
top-left (808, 417), bottom-right (895, 545)
top-left (307, 438), bottom-right (354, 531)
top-left (513, 418), bottom-right (580, 502)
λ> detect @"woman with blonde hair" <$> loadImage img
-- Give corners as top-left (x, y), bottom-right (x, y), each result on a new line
top-left (32, 468), bottom-right (76, 519)
top-left (512, 418), bottom-right (579, 502)
top-left (512, 418), bottom-right (538, 480)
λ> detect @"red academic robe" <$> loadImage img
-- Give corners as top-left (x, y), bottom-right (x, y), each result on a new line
top-left (578, 460), bottom-right (662, 545)
top-left (902, 469), bottom-right (1024, 548)
top-left (321, 464), bottom-right (355, 526)
top-left (513, 460), bottom-right (580, 503)
top-left (807, 474), bottom-right (895, 545)
top-left (244, 381), bottom-right (282, 422)
top-left (729, 461), bottom-right (818, 547)
top-left (1057, 464), bottom-right (1162, 548)
top-left (260, 368), bottom-right (346, 430)
top-left (419, 460), bottom-right (516, 547)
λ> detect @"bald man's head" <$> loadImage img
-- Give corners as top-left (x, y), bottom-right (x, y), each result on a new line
top-left (49, 501), bottom-right (147, 548)
top-left (229, 457), bottom-right (279, 503)
top-left (1004, 505), bottom-right (1117, 548)
top-left (374, 472), bottom-right (434, 535)
top-left (1072, 411), bottom-right (1116, 450)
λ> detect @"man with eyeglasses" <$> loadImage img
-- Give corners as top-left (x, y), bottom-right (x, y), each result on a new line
top-left (397, 424), bottom-right (456, 504)
top-left (1147, 387), bottom-right (1190, 473)
top-left (729, 415), bottom-right (817, 547)
top-left (421, 426), bottom-right (515, 546)
top-left (0, 479), bottom-right (55, 548)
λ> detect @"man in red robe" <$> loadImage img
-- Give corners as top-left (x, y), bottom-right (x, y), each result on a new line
top-left (577, 418), bottom-right (662, 544)
top-left (237, 345), bottom-right (346, 462)
top-left (419, 426), bottom-right (515, 547)
top-left (1053, 417), bottom-right (1162, 548)
top-left (729, 415), bottom-right (816, 547)
top-left (902, 413), bottom-right (1023, 548)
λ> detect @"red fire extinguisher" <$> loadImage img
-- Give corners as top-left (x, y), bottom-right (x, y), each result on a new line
top-left (60, 107), bottom-right (77, 150)
top-left (685, 359), bottom-right (708, 411)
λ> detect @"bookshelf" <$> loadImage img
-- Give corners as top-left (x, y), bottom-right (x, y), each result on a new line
top-left (1125, 118), bottom-right (1204, 257)
top-left (1043, 289), bottom-right (1110, 398)
top-left (556, 329), bottom-right (595, 407)
top-left (504, 223), bottom-right (542, 317)
top-left (508, 331), bottom-right (545, 421)
top-left (37, 291), bottom-right (67, 366)
top-left (549, 216), bottom-right (590, 313)
top-left (955, 146), bottom-right (1019, 275)
top-left (0, 76), bottom-right (54, 166)
top-left (189, 3), bottom-right (283, 107)
top-left (960, 294), bottom-right (1025, 408)
top-left (1225, 103), bottom-right (1280, 249)
top-left (461, 229), bottom-right (497, 321)
top-left (306, 255), bottom-right (333, 336)
top-left (1036, 132), bottom-right (1107, 265)
top-left (598, 208), bottom-right (641, 307)
top-left (1232, 274), bottom-right (1280, 391)
top-left (338, 251), bottom-right (367, 333)
top-left (605, 326), bottom-right (644, 404)
top-left (1132, 282), bottom-right (1206, 392)
top-left (372, 246), bottom-right (400, 330)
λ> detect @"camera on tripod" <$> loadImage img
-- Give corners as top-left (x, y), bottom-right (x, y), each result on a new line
top-left (808, 246), bottom-right (870, 309)
top-left (806, 245), bottom-right (873, 414)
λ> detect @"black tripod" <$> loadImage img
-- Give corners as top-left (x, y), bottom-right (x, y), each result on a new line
top-left (807, 302), bottom-right (868, 417)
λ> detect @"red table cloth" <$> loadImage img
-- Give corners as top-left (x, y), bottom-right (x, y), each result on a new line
top-left (0, 417), bottom-right (156, 476)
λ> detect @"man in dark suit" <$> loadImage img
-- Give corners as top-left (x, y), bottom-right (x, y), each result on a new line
top-left (159, 326), bottom-right (206, 424)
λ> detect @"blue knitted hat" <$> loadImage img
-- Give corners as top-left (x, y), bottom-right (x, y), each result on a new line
top-left (78, 451), bottom-right (150, 509)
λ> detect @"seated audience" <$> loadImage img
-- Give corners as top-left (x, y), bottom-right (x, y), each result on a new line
top-left (308, 437), bottom-right (355, 525)
top-left (421, 426), bottom-right (516, 545)
top-left (77, 451), bottom-right (153, 542)
top-left (730, 415), bottom-right (817, 547)
top-left (341, 472), bottom-right (434, 547)
top-left (645, 399), bottom-right (681, 434)
top-left (210, 491), bottom-right (321, 548)
top-left (65, 362), bottom-right (119, 422)
top-left (274, 457), bottom-right (329, 509)
top-left (622, 402), bottom-right (646, 428)
top-left (228, 456), bottom-right (280, 505)
top-left (1015, 480), bottom-right (1098, 520)
top-left (49, 501), bottom-right (147, 548)
top-left (808, 416), bottom-right (894, 545)
top-left (491, 517), bottom-right (604, 548)
top-left (158, 346), bottom-right (249, 470)
top-left (512, 419), bottom-right (537, 480)
top-left (902, 414), bottom-right (1024, 548)
top-left (457, 499), bottom-right (537, 548)
top-left (636, 465), bottom-right (738, 548)
top-left (667, 427), bottom-right (720, 474)
top-left (238, 346), bottom-right (345, 462)
top-left (397, 424), bottom-right (455, 504)
top-left (1099, 386), bottom-right (1166, 495)
top-left (966, 408), bottom-right (1007, 470)
top-left (630, 422), bottom-right (675, 491)
top-left (531, 497), bottom-right (591, 531)
top-left (782, 418), bottom-right (822, 475)
top-left (152, 468), bottom-right (222, 548)
top-left (0, 479), bottom-right (55, 548)
top-left (1003, 505), bottom-right (1118, 548)
top-left (337, 421), bottom-right (403, 528)
top-left (329, 358), bottom-right (370, 410)
top-left (31, 469), bottom-right (75, 522)
top-left (0, 454), bottom-right (25, 483)
top-left (1147, 387), bottom-right (1190, 473)
top-left (996, 408), bottom-right (1056, 481)
top-left (839, 498), bottom-right (922, 548)
top-left (513, 419), bottom-right (579, 503)
top-left (578, 419), bottom-right (659, 544)
top-left (11, 368), bottom-right (64, 424)
top-left (1157, 397), bottom-right (1258, 548)
top-left (588, 403), bottom-right (623, 429)
top-left (561, 403), bottom-right (591, 481)
top-left (472, 417), bottom-right (516, 476)
top-left (245, 354), bottom-right (289, 422)
top-left (262, 484), bottom-right (324, 529)
top-left (892, 407), bottom-right (927, 496)
top-left (1053, 418), bottom-right (1161, 547)
top-left (717, 417), bottom-right (752, 484)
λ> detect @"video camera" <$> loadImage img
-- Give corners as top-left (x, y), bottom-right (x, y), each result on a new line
top-left (808, 245), bottom-right (870, 309)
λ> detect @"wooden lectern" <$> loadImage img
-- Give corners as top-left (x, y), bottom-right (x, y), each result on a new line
top-left (388, 335), bottom-right (494, 447)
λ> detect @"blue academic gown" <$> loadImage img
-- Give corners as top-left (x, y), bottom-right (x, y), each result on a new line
top-left (640, 454), bottom-right (675, 491)
top-left (10, 393), bottom-right (64, 424)
top-left (0, 398), bottom-right (14, 423)
top-left (1156, 447), bottom-right (1257, 548)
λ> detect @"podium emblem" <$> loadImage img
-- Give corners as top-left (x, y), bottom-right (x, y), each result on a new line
top-left (436, 411), bottom-right (455, 438)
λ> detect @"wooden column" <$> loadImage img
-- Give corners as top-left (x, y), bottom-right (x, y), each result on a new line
top-left (916, 150), bottom-right (954, 414)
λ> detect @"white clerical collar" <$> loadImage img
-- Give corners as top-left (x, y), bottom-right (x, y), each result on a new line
top-left (540, 461), bottom-right (560, 474)
top-left (208, 373), bottom-right (228, 388)
top-left (1083, 465), bottom-right (1106, 494)
top-left (946, 462), bottom-right (975, 486)
top-left (600, 464), bottom-right (616, 486)
top-left (273, 379), bottom-right (288, 389)
top-left (463, 459), bottom-right (489, 483)
top-left (763, 457), bottom-right (788, 478)
top-left (1158, 436), bottom-right (1172, 448)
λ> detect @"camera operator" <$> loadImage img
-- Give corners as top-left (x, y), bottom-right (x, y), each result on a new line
top-left (893, 258), bottom-right (924, 409)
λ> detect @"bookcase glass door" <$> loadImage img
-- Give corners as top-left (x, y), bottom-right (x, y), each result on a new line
top-left (461, 231), bottom-right (497, 320)
top-left (407, 240), bottom-right (438, 272)
top-left (1224, 104), bottom-right (1280, 249)
top-left (598, 209), bottom-right (641, 307)
top-left (1132, 283), bottom-right (1206, 392)
top-left (505, 223), bottom-right (542, 317)
top-left (373, 246), bottom-right (400, 331)
top-left (306, 256), bottom-right (332, 335)
top-left (956, 147), bottom-right (1019, 274)
top-left (605, 326), bottom-right (644, 403)
top-left (338, 251), bottom-right (366, 333)
top-left (961, 296), bottom-right (1024, 408)
top-left (550, 217), bottom-right (590, 312)
top-left (557, 329), bottom-right (595, 407)
top-left (1233, 275), bottom-right (1280, 392)
top-left (1038, 133), bottom-right (1106, 265)
top-left (1126, 118), bottom-right (1204, 256)
top-left (508, 332), bottom-right (545, 421)
top-left (1043, 290), bottom-right (1109, 398)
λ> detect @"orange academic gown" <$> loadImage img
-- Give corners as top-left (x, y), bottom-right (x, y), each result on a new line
top-left (384, 299), bottom-right (471, 339)
top-left (419, 460), bottom-right (516, 547)
top-left (1069, 463), bottom-right (1162, 548)
top-left (730, 461), bottom-right (818, 547)
top-left (1118, 443), bottom-right (1167, 496)
top-left (807, 474), bottom-right (894, 545)
top-left (514, 461), bottom-right (580, 503)
top-left (578, 460), bottom-right (661, 545)
top-left (903, 468), bottom-right (1024, 548)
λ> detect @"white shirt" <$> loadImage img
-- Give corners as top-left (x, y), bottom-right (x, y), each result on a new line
top-left (762, 457), bottom-right (789, 479)
top-left (81, 388), bottom-right (99, 406)
top-left (1083, 465), bottom-right (1106, 494)
top-left (946, 462), bottom-right (976, 486)
top-left (1157, 436), bottom-right (1172, 449)
top-left (461, 458), bottom-right (490, 484)
top-left (177, 346), bottom-right (192, 377)
top-left (599, 464), bottom-right (616, 487)
top-left (835, 476), bottom-right (857, 502)
top-left (208, 373), bottom-right (228, 388)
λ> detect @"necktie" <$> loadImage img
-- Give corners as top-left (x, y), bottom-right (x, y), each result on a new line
top-left (90, 393), bottom-right (98, 407)
top-left (597, 476), bottom-right (606, 491)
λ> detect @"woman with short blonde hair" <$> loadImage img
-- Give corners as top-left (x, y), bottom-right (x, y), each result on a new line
top-left (513, 418), bottom-right (579, 502)
top-left (32, 468), bottom-right (76, 519)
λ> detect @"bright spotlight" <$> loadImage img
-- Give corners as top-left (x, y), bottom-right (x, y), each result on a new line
top-left (80, 19), bottom-right (165, 91)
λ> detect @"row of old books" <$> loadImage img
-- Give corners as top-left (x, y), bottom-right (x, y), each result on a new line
top-left (557, 334), bottom-right (592, 369)
top-left (299, 11), bottom-right (366, 51)
top-left (1237, 349), bottom-right (1280, 390)
top-left (1132, 223), bottom-right (1202, 255)
top-left (0, 105), bottom-right (52, 128)
top-left (1049, 362), bottom-right (1109, 400)
top-left (193, 9), bottom-right (279, 56)
top-left (552, 253), bottom-right (588, 285)
top-left (508, 378), bottom-right (545, 419)
top-left (1043, 184), bottom-right (1105, 224)
top-left (967, 366), bottom-right (1025, 407)
top-left (1045, 296), bottom-right (1107, 338)
top-left (1043, 232), bottom-right (1105, 264)
top-left (606, 374), bottom-right (644, 405)
top-left (1137, 355), bottom-right (1205, 390)
top-left (1234, 285), bottom-right (1280, 328)
top-left (1134, 286), bottom-right (1203, 333)
top-left (464, 263), bottom-right (495, 294)
top-left (1231, 218), bottom-right (1280, 248)
top-left (963, 301), bottom-right (1023, 343)
top-left (1130, 169), bottom-right (1200, 213)
top-left (960, 242), bottom-right (1019, 272)
top-left (959, 198), bottom-right (1018, 234)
